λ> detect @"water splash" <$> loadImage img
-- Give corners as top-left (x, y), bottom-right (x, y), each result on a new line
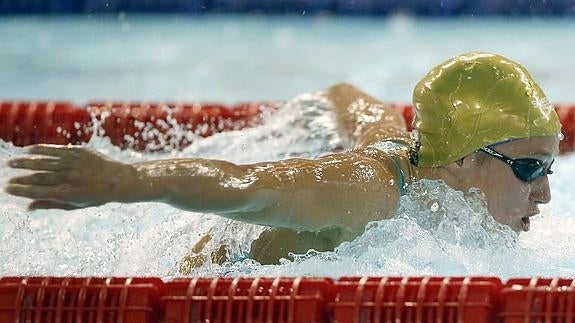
top-left (1, 97), bottom-right (574, 278)
top-left (211, 180), bottom-right (574, 279)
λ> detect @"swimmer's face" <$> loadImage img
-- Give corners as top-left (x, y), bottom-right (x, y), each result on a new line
top-left (459, 136), bottom-right (559, 233)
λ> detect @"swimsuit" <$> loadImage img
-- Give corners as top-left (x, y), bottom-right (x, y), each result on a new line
top-left (368, 140), bottom-right (411, 196)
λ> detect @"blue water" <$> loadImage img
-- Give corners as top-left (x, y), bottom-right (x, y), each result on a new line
top-left (0, 15), bottom-right (574, 278)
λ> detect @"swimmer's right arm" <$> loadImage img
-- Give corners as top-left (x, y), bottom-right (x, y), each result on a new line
top-left (6, 144), bottom-right (400, 234)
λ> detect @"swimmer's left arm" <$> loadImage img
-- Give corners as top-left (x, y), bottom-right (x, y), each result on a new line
top-left (327, 83), bottom-right (409, 147)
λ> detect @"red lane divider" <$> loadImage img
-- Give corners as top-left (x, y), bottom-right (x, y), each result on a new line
top-left (0, 101), bottom-right (574, 154)
top-left (85, 101), bottom-right (275, 150)
top-left (330, 277), bottom-right (502, 323)
top-left (0, 277), bottom-right (163, 323)
top-left (0, 101), bottom-right (276, 151)
top-left (0, 101), bottom-right (91, 147)
top-left (555, 103), bottom-right (575, 154)
top-left (1, 276), bottom-right (575, 322)
top-left (161, 277), bottom-right (331, 323)
top-left (500, 277), bottom-right (575, 323)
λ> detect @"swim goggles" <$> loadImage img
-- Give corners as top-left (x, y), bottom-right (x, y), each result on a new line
top-left (479, 146), bottom-right (554, 182)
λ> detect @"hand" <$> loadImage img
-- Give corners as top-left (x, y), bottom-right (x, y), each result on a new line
top-left (5, 144), bottom-right (135, 210)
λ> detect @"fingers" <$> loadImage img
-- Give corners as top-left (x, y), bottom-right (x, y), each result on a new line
top-left (28, 200), bottom-right (80, 210)
top-left (27, 144), bottom-right (84, 158)
top-left (8, 157), bottom-right (70, 171)
top-left (191, 234), bottom-right (213, 253)
top-left (5, 182), bottom-right (85, 210)
top-left (9, 172), bottom-right (63, 186)
top-left (8, 144), bottom-right (84, 171)
top-left (5, 183), bottom-right (69, 200)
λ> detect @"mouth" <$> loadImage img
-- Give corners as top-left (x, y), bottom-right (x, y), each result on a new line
top-left (521, 210), bottom-right (540, 232)
top-left (521, 217), bottom-right (531, 232)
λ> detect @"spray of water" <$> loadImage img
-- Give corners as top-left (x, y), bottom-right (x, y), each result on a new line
top-left (1, 95), bottom-right (574, 278)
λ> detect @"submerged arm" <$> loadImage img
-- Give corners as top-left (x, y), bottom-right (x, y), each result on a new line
top-left (6, 144), bottom-right (400, 233)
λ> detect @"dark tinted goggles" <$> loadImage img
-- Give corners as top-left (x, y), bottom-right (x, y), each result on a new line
top-left (479, 146), bottom-right (554, 182)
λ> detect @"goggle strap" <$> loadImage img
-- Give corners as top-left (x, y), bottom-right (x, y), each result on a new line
top-left (480, 146), bottom-right (515, 166)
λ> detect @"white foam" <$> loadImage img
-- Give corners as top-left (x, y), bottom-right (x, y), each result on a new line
top-left (1, 103), bottom-right (574, 279)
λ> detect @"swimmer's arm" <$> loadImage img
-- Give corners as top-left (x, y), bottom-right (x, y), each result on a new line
top-left (327, 83), bottom-right (409, 147)
top-left (126, 150), bottom-right (400, 233)
top-left (6, 145), bottom-right (400, 233)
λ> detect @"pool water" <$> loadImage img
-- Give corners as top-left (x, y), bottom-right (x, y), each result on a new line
top-left (1, 14), bottom-right (575, 103)
top-left (0, 14), bottom-right (574, 278)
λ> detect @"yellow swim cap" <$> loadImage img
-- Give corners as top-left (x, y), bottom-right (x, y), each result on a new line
top-left (412, 52), bottom-right (561, 167)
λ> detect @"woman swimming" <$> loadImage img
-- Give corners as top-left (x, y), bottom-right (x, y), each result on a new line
top-left (5, 52), bottom-right (561, 266)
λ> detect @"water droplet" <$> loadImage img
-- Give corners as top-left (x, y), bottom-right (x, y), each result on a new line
top-left (533, 118), bottom-right (545, 126)
top-left (451, 99), bottom-right (463, 108)
top-left (463, 62), bottom-right (476, 71)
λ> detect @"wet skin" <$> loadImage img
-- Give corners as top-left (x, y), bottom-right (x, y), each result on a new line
top-left (3, 83), bottom-right (561, 266)
top-left (247, 136), bottom-right (560, 264)
top-left (438, 136), bottom-right (559, 233)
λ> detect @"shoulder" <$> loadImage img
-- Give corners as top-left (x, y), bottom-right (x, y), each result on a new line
top-left (326, 82), bottom-right (382, 105)
top-left (327, 82), bottom-right (361, 95)
top-left (359, 139), bottom-right (412, 162)
top-left (357, 139), bottom-right (415, 190)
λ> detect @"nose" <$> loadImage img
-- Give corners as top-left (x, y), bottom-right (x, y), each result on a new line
top-left (530, 175), bottom-right (551, 204)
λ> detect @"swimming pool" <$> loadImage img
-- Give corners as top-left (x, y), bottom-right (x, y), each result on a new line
top-left (1, 14), bottom-right (574, 279)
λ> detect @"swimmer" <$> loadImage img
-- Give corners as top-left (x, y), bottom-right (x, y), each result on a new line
top-left (5, 52), bottom-right (561, 268)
